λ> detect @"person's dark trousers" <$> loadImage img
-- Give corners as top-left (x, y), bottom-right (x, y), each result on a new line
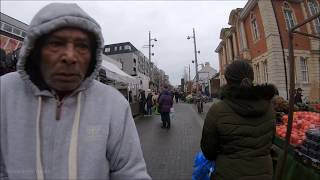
top-left (139, 102), bottom-right (144, 115)
top-left (160, 112), bottom-right (166, 128)
top-left (175, 97), bottom-right (178, 103)
top-left (162, 112), bottom-right (170, 129)
top-left (147, 106), bottom-right (152, 115)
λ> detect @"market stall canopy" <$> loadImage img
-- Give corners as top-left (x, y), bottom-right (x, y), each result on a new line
top-left (100, 59), bottom-right (139, 85)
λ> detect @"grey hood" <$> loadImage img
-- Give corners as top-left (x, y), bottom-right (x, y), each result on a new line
top-left (17, 3), bottom-right (104, 95)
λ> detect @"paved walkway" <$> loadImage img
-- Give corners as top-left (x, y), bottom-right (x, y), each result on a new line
top-left (135, 103), bottom-right (204, 180)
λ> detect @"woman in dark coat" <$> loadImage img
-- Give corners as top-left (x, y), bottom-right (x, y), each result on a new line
top-left (146, 91), bottom-right (153, 116)
top-left (201, 60), bottom-right (276, 180)
top-left (158, 85), bottom-right (173, 129)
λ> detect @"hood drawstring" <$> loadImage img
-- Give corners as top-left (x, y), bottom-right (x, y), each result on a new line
top-left (36, 92), bottom-right (82, 180)
top-left (68, 92), bottom-right (81, 180)
top-left (36, 96), bottom-right (44, 180)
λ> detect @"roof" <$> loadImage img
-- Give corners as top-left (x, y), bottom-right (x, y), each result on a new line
top-left (101, 60), bottom-right (139, 85)
top-left (0, 12), bottom-right (28, 31)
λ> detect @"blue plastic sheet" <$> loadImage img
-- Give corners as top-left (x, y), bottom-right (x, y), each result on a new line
top-left (192, 151), bottom-right (215, 180)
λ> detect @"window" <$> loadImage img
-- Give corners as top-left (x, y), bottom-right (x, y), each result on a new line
top-left (104, 47), bottom-right (110, 53)
top-left (119, 46), bottom-right (122, 50)
top-left (283, 2), bottom-right (295, 30)
top-left (250, 12), bottom-right (260, 41)
top-left (133, 67), bottom-right (136, 72)
top-left (308, 0), bottom-right (320, 33)
top-left (3, 23), bottom-right (13, 33)
top-left (13, 28), bottom-right (21, 36)
top-left (133, 58), bottom-right (136, 64)
top-left (114, 46), bottom-right (118, 51)
top-left (0, 22), bottom-right (3, 29)
top-left (263, 61), bottom-right (268, 83)
top-left (238, 22), bottom-right (244, 50)
top-left (300, 57), bottom-right (309, 82)
top-left (255, 64), bottom-right (260, 83)
top-left (124, 45), bottom-right (131, 50)
top-left (21, 31), bottom-right (27, 38)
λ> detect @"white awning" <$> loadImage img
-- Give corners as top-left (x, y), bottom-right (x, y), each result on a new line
top-left (100, 60), bottom-right (139, 85)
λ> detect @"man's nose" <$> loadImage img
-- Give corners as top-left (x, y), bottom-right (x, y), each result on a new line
top-left (62, 43), bottom-right (77, 64)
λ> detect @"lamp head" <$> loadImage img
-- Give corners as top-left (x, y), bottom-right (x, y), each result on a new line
top-left (187, 36), bottom-right (191, 40)
top-left (154, 38), bottom-right (157, 41)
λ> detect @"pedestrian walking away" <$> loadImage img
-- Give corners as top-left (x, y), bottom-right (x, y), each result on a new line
top-left (158, 84), bottom-right (173, 129)
top-left (146, 89), bottom-right (153, 116)
top-left (0, 3), bottom-right (150, 180)
top-left (139, 89), bottom-right (147, 115)
top-left (200, 60), bottom-right (277, 180)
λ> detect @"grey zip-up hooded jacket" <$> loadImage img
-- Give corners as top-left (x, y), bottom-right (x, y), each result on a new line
top-left (0, 3), bottom-right (151, 180)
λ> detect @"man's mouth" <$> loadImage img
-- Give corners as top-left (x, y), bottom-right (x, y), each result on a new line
top-left (54, 73), bottom-right (80, 81)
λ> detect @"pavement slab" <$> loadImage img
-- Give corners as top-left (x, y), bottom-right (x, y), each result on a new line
top-left (135, 103), bottom-right (205, 180)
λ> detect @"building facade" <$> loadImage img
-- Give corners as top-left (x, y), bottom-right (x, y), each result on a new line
top-left (104, 42), bottom-right (168, 91)
top-left (216, 0), bottom-right (320, 100)
top-left (193, 62), bottom-right (218, 96)
top-left (0, 12), bottom-right (28, 75)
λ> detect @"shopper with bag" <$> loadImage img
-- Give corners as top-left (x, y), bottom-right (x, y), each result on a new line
top-left (200, 60), bottom-right (276, 180)
top-left (158, 85), bottom-right (173, 129)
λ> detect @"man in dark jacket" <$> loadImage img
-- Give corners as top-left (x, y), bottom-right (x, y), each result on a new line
top-left (158, 85), bottom-right (173, 129)
top-left (201, 60), bottom-right (276, 180)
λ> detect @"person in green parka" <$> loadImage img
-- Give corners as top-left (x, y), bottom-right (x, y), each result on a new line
top-left (201, 60), bottom-right (277, 180)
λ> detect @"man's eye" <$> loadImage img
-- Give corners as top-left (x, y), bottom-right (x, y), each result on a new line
top-left (76, 43), bottom-right (90, 52)
top-left (48, 41), bottom-right (64, 47)
top-left (77, 43), bottom-right (89, 49)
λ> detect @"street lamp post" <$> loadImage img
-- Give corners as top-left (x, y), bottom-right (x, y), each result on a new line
top-left (187, 28), bottom-right (200, 92)
top-left (148, 31), bottom-right (157, 62)
top-left (145, 31), bottom-right (157, 90)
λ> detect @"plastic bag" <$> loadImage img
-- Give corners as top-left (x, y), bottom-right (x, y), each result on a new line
top-left (170, 107), bottom-right (174, 120)
top-left (192, 151), bottom-right (215, 180)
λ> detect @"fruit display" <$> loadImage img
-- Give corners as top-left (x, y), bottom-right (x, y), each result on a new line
top-left (276, 111), bottom-right (320, 145)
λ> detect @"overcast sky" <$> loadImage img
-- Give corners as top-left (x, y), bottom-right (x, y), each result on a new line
top-left (1, 0), bottom-right (247, 85)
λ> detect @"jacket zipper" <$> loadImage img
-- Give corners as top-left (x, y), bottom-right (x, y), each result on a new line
top-left (55, 97), bottom-right (63, 121)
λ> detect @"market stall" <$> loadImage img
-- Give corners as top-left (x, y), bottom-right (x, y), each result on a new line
top-left (273, 12), bottom-right (320, 180)
top-left (99, 60), bottom-right (140, 116)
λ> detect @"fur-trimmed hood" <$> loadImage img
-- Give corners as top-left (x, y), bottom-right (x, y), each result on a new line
top-left (220, 84), bottom-right (277, 117)
top-left (16, 3), bottom-right (104, 96)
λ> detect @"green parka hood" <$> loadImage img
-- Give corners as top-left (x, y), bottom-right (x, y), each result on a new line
top-left (220, 84), bottom-right (277, 117)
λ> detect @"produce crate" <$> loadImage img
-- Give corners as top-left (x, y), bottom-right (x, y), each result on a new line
top-left (294, 149), bottom-right (320, 172)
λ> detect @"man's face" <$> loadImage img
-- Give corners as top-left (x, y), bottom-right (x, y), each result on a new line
top-left (40, 27), bottom-right (92, 92)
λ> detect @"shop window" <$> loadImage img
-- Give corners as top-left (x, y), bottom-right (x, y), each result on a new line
top-left (283, 2), bottom-right (295, 30)
top-left (308, 0), bottom-right (320, 33)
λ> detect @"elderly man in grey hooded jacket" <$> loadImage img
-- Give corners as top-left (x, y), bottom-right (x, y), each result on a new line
top-left (0, 3), bottom-right (151, 180)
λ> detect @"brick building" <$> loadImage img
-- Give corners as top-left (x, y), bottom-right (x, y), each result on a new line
top-left (215, 0), bottom-right (320, 100)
